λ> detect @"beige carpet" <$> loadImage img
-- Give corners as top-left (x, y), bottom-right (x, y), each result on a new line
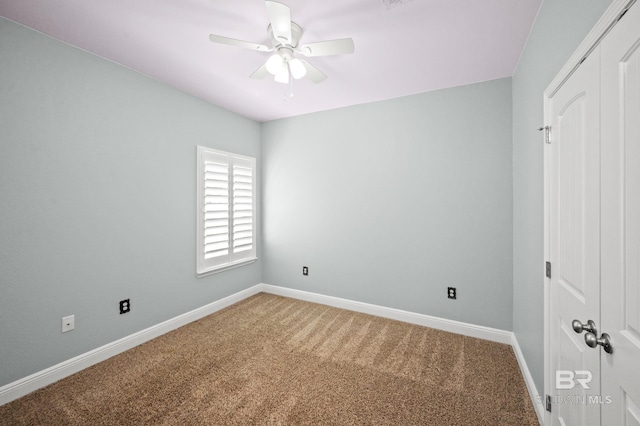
top-left (0, 293), bottom-right (539, 425)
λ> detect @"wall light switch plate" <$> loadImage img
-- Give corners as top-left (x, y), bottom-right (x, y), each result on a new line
top-left (62, 315), bottom-right (75, 333)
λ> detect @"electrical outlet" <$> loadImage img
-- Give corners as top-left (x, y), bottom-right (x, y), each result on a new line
top-left (447, 287), bottom-right (457, 300)
top-left (62, 315), bottom-right (75, 332)
top-left (302, 266), bottom-right (308, 276)
top-left (119, 299), bottom-right (130, 314)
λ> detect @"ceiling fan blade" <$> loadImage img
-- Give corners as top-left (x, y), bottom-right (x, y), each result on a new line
top-left (209, 34), bottom-right (271, 52)
top-left (298, 38), bottom-right (355, 57)
top-left (265, 1), bottom-right (292, 44)
top-left (299, 59), bottom-right (327, 84)
top-left (250, 63), bottom-right (270, 79)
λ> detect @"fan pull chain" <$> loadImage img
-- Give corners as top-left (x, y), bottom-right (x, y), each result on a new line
top-left (282, 71), bottom-right (294, 101)
top-left (290, 75), bottom-right (294, 98)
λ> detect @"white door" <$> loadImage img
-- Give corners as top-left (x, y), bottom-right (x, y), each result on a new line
top-left (548, 46), bottom-right (601, 426)
top-left (548, 2), bottom-right (640, 425)
top-left (601, 2), bottom-right (640, 424)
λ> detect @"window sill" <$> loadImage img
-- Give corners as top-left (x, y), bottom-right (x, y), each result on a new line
top-left (196, 257), bottom-right (257, 278)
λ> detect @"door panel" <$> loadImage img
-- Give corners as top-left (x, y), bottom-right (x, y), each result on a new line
top-left (623, 393), bottom-right (640, 426)
top-left (601, 3), bottom-right (640, 425)
top-left (549, 48), bottom-right (601, 426)
top-left (556, 322), bottom-right (595, 425)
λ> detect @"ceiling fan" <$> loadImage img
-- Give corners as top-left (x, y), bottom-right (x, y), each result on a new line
top-left (209, 1), bottom-right (355, 84)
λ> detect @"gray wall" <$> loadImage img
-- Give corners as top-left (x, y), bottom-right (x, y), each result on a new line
top-left (262, 78), bottom-right (513, 330)
top-left (0, 18), bottom-right (261, 387)
top-left (512, 0), bottom-right (610, 396)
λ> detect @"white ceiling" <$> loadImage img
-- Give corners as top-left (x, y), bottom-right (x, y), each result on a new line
top-left (1, 0), bottom-right (542, 122)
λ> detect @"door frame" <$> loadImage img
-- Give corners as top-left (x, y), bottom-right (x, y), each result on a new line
top-left (543, 0), bottom-right (637, 424)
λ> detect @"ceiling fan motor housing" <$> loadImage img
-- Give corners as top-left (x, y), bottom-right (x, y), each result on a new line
top-left (268, 21), bottom-right (303, 48)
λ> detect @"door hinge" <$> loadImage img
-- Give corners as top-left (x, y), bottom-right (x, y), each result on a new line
top-left (546, 394), bottom-right (552, 412)
top-left (546, 261), bottom-right (552, 279)
top-left (538, 125), bottom-right (551, 144)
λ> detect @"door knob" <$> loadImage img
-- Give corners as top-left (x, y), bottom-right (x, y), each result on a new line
top-left (572, 319), bottom-right (596, 335)
top-left (585, 332), bottom-right (613, 354)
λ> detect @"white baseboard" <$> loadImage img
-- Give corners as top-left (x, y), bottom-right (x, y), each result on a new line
top-left (511, 334), bottom-right (545, 425)
top-left (0, 284), bottom-right (263, 406)
top-left (1, 281), bottom-right (540, 423)
top-left (260, 283), bottom-right (513, 344)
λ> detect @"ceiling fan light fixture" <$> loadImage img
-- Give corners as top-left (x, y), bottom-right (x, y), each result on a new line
top-left (266, 54), bottom-right (284, 75)
top-left (274, 66), bottom-right (290, 84)
top-left (289, 58), bottom-right (307, 80)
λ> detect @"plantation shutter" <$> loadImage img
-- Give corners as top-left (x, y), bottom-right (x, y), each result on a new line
top-left (200, 150), bottom-right (230, 270)
top-left (203, 153), bottom-right (230, 263)
top-left (230, 156), bottom-right (255, 261)
top-left (197, 146), bottom-right (256, 275)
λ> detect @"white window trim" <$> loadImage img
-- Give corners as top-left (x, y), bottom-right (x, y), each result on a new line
top-left (196, 146), bottom-right (257, 277)
top-left (196, 257), bottom-right (257, 278)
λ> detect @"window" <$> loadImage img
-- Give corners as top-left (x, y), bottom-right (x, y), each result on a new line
top-left (197, 146), bottom-right (256, 276)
